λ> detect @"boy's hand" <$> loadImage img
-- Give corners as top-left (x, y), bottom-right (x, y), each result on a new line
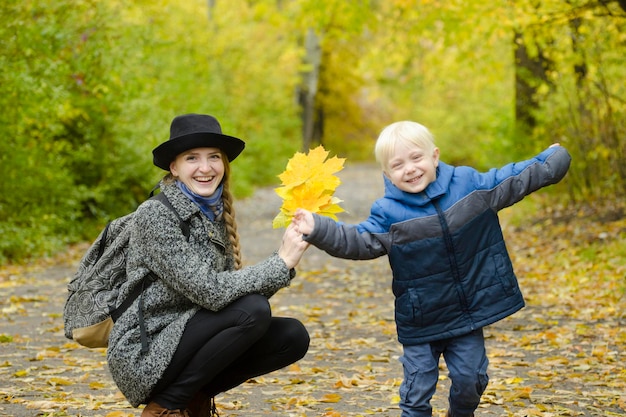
top-left (293, 209), bottom-right (315, 235)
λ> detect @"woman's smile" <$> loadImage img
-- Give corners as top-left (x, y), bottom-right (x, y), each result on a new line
top-left (194, 175), bottom-right (216, 183)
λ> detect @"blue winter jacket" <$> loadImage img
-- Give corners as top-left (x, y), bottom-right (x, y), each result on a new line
top-left (305, 146), bottom-right (571, 345)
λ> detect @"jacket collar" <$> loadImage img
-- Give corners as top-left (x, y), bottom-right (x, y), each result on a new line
top-left (383, 162), bottom-right (453, 206)
top-left (159, 180), bottom-right (228, 248)
top-left (160, 180), bottom-right (202, 221)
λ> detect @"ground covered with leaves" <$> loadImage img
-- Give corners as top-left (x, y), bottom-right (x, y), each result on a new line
top-left (1, 164), bottom-right (625, 417)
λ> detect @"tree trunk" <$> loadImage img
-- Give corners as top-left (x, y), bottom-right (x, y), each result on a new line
top-left (207, 0), bottom-right (216, 19)
top-left (513, 30), bottom-right (551, 136)
top-left (298, 28), bottom-right (322, 152)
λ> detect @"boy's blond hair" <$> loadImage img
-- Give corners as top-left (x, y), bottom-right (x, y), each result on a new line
top-left (374, 121), bottom-right (436, 171)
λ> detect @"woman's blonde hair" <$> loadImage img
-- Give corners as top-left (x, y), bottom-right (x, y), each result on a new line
top-left (220, 156), bottom-right (243, 270)
top-left (164, 150), bottom-right (243, 270)
top-left (374, 121), bottom-right (436, 171)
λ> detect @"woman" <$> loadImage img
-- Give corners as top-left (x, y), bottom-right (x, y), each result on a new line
top-left (106, 114), bottom-right (310, 417)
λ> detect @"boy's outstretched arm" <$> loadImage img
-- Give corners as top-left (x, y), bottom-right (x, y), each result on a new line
top-left (484, 144), bottom-right (571, 211)
top-left (292, 208), bottom-right (388, 260)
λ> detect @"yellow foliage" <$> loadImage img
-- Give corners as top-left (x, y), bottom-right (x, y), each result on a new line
top-left (319, 393), bottom-right (342, 403)
top-left (90, 381), bottom-right (107, 389)
top-left (273, 146), bottom-right (345, 228)
top-left (47, 377), bottom-right (73, 386)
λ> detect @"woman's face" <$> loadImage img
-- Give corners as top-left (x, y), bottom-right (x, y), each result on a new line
top-left (170, 147), bottom-right (225, 197)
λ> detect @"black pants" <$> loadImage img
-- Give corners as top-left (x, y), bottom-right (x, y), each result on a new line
top-left (150, 294), bottom-right (310, 409)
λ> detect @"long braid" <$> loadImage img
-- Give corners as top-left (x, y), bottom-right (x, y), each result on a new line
top-left (220, 157), bottom-right (243, 270)
top-left (222, 183), bottom-right (242, 269)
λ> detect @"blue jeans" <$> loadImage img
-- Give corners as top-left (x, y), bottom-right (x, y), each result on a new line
top-left (399, 329), bottom-right (489, 417)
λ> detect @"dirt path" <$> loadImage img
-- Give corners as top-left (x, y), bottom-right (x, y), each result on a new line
top-left (1, 163), bottom-right (624, 416)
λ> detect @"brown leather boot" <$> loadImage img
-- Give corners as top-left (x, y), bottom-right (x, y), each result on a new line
top-left (187, 394), bottom-right (219, 417)
top-left (141, 401), bottom-right (190, 417)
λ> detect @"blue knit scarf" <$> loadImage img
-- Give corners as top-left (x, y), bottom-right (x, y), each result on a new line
top-left (176, 180), bottom-right (224, 221)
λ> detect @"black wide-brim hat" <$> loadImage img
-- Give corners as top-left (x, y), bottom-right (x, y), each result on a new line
top-left (152, 114), bottom-right (246, 170)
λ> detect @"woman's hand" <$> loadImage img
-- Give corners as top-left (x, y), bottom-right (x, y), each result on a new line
top-left (277, 223), bottom-right (310, 269)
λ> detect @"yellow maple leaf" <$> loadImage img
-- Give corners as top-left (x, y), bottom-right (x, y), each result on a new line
top-left (319, 393), bottom-right (342, 403)
top-left (47, 377), bottom-right (74, 386)
top-left (273, 145), bottom-right (345, 228)
top-left (279, 183), bottom-right (332, 213)
top-left (278, 146), bottom-right (344, 187)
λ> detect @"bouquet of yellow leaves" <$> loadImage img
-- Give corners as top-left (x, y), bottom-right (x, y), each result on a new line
top-left (272, 145), bottom-right (345, 228)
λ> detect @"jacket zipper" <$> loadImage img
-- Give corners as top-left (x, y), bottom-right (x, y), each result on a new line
top-left (432, 199), bottom-right (475, 330)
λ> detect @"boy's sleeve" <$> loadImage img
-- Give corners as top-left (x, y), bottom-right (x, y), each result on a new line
top-left (479, 145), bottom-right (571, 211)
top-left (304, 214), bottom-right (389, 260)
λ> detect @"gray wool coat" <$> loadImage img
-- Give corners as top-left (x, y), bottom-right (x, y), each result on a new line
top-left (106, 181), bottom-right (294, 407)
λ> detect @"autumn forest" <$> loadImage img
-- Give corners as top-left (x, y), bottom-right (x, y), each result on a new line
top-left (0, 1), bottom-right (625, 416)
top-left (0, 0), bottom-right (625, 262)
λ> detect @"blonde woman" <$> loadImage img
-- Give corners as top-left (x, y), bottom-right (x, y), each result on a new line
top-left (107, 114), bottom-right (310, 417)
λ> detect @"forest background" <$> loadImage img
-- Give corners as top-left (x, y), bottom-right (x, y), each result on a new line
top-left (0, 0), bottom-right (625, 264)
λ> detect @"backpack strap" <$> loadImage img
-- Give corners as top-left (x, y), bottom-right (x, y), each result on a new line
top-left (95, 222), bottom-right (112, 262)
top-left (110, 190), bottom-right (191, 353)
top-left (110, 273), bottom-right (155, 354)
top-left (110, 275), bottom-right (150, 322)
top-left (152, 192), bottom-right (190, 240)
top-left (149, 182), bottom-right (161, 197)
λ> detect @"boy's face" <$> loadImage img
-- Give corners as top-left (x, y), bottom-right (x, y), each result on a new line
top-left (384, 141), bottom-right (439, 194)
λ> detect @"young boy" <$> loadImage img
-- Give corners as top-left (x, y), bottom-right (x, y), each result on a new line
top-left (293, 121), bottom-right (571, 417)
